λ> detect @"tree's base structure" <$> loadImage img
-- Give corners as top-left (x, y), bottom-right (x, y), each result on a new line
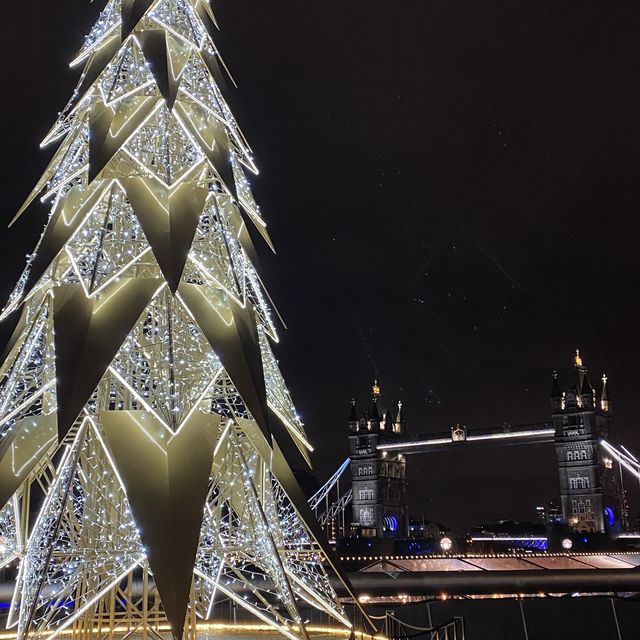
top-left (0, 2), bottom-right (372, 640)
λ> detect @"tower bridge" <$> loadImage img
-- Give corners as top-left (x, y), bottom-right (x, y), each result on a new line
top-left (314, 352), bottom-right (640, 541)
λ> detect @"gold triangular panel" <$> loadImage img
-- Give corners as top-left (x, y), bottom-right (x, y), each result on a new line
top-left (268, 472), bottom-right (349, 627)
top-left (90, 97), bottom-right (161, 182)
top-left (53, 280), bottom-right (160, 440)
top-left (118, 178), bottom-right (207, 292)
top-left (177, 51), bottom-right (226, 120)
top-left (101, 411), bottom-right (219, 640)
top-left (17, 117), bottom-right (90, 217)
top-left (173, 101), bottom-right (237, 198)
top-left (9, 420), bottom-right (146, 640)
top-left (44, 116), bottom-right (90, 203)
top-left (0, 415), bottom-right (57, 510)
top-left (176, 53), bottom-right (256, 172)
top-left (121, 0), bottom-right (156, 38)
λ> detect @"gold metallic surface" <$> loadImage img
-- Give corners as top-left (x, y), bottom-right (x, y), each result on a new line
top-left (102, 411), bottom-right (220, 639)
top-left (52, 280), bottom-right (159, 439)
top-left (0, 415), bottom-right (56, 508)
top-left (179, 284), bottom-right (271, 440)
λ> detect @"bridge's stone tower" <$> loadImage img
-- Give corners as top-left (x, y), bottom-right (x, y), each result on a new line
top-left (349, 382), bottom-right (409, 538)
top-left (552, 351), bottom-right (622, 533)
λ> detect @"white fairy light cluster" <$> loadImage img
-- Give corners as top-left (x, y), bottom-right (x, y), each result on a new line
top-left (0, 501), bottom-right (18, 566)
top-left (105, 290), bottom-right (223, 429)
top-left (75, 0), bottom-right (122, 65)
top-left (194, 427), bottom-right (347, 638)
top-left (0, 0), bottom-right (344, 639)
top-left (0, 302), bottom-right (56, 443)
top-left (10, 421), bottom-right (145, 640)
top-left (258, 327), bottom-right (308, 445)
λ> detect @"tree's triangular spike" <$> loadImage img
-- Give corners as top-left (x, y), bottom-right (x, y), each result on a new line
top-left (89, 97), bottom-right (159, 182)
top-left (52, 280), bottom-right (160, 440)
top-left (101, 411), bottom-right (219, 640)
top-left (178, 283), bottom-right (272, 443)
top-left (194, 427), bottom-right (308, 640)
top-left (97, 36), bottom-right (159, 104)
top-left (0, 300), bottom-right (57, 465)
top-left (9, 183), bottom-right (111, 313)
top-left (122, 178), bottom-right (207, 291)
top-left (121, 0), bottom-right (155, 39)
top-left (232, 155), bottom-right (274, 251)
top-left (121, 105), bottom-right (205, 187)
top-left (174, 101), bottom-right (236, 198)
top-left (182, 195), bottom-right (245, 302)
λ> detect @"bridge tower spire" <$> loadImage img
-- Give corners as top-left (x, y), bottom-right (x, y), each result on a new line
top-left (600, 374), bottom-right (612, 414)
top-left (551, 372), bottom-right (563, 412)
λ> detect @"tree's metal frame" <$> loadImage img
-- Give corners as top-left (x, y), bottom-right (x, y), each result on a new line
top-left (0, 1), bottom-right (369, 639)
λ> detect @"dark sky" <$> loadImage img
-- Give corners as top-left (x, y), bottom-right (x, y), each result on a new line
top-left (2, 0), bottom-right (640, 531)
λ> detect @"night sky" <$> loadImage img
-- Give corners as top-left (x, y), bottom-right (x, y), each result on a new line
top-left (2, 0), bottom-right (640, 531)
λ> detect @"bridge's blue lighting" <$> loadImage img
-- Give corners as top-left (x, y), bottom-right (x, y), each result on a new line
top-left (384, 515), bottom-right (399, 533)
top-left (604, 506), bottom-right (615, 527)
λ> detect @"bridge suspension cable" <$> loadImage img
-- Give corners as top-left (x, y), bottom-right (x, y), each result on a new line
top-left (600, 439), bottom-right (640, 480)
top-left (308, 457), bottom-right (350, 510)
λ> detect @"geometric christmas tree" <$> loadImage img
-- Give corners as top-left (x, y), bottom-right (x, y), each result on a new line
top-left (0, 2), bottom-right (364, 638)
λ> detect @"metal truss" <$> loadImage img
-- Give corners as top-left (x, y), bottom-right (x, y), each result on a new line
top-left (0, 1), bottom-right (369, 639)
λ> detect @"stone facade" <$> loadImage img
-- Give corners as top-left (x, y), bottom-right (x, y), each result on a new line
top-left (348, 386), bottom-right (408, 538)
top-left (552, 353), bottom-right (622, 533)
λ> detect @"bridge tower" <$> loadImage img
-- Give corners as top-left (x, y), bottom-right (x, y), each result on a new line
top-left (552, 351), bottom-right (622, 533)
top-left (349, 382), bottom-right (409, 538)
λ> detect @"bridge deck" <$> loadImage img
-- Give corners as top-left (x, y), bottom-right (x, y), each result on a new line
top-left (377, 422), bottom-right (555, 454)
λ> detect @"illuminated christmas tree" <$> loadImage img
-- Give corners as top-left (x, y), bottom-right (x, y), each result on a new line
top-left (0, 2), bottom-right (361, 639)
